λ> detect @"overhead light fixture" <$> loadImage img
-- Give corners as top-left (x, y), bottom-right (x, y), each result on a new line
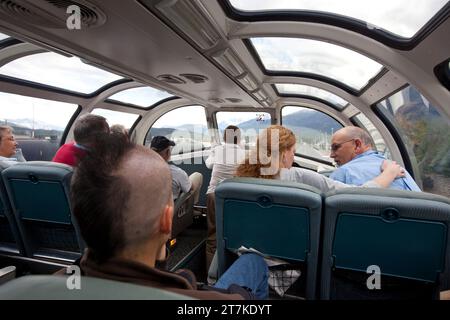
top-left (252, 89), bottom-right (269, 101)
top-left (237, 73), bottom-right (258, 91)
top-left (211, 48), bottom-right (246, 78)
top-left (261, 100), bottom-right (270, 108)
top-left (208, 98), bottom-right (225, 104)
top-left (152, 0), bottom-right (221, 50)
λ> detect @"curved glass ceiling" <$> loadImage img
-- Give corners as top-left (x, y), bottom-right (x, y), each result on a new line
top-left (92, 108), bottom-right (139, 129)
top-left (229, 0), bottom-right (448, 38)
top-left (0, 33), bottom-right (10, 41)
top-left (275, 84), bottom-right (348, 109)
top-left (250, 37), bottom-right (383, 91)
top-left (0, 52), bottom-right (122, 94)
top-left (108, 86), bottom-right (173, 107)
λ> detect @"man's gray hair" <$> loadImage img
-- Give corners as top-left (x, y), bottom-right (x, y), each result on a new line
top-left (345, 126), bottom-right (373, 147)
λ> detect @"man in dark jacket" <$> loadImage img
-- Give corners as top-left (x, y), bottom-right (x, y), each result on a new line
top-left (70, 134), bottom-right (268, 299)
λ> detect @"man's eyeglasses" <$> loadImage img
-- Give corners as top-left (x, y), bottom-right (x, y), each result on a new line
top-left (330, 139), bottom-right (354, 152)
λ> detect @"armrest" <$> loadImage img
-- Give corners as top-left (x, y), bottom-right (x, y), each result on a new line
top-left (0, 266), bottom-right (16, 285)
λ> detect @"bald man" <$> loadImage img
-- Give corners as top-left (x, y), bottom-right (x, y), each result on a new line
top-left (329, 126), bottom-right (421, 191)
top-left (70, 134), bottom-right (268, 299)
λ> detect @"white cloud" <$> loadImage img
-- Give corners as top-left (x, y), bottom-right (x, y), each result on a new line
top-left (230, 0), bottom-right (447, 37)
top-left (0, 92), bottom-right (77, 130)
top-left (108, 86), bottom-right (173, 107)
top-left (0, 52), bottom-right (122, 94)
top-left (92, 108), bottom-right (139, 128)
top-left (251, 37), bottom-right (383, 90)
top-left (152, 105), bottom-right (208, 127)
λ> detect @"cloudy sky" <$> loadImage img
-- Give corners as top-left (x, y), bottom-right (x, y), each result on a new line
top-left (230, 0), bottom-right (448, 37)
top-left (251, 37), bottom-right (383, 90)
top-left (275, 84), bottom-right (348, 108)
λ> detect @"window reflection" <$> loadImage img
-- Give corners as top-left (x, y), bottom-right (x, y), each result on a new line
top-left (377, 86), bottom-right (450, 197)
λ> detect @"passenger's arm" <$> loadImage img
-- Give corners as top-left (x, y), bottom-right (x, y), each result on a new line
top-left (287, 162), bottom-right (403, 193)
top-left (15, 148), bottom-right (26, 162)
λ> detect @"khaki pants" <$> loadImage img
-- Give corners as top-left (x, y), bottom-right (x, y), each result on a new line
top-left (189, 172), bottom-right (203, 205)
top-left (206, 192), bottom-right (216, 270)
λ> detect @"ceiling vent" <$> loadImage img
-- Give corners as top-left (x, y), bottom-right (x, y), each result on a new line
top-left (150, 0), bottom-right (221, 50)
top-left (208, 98), bottom-right (225, 104)
top-left (180, 73), bottom-right (208, 84)
top-left (211, 48), bottom-right (246, 78)
top-left (225, 98), bottom-right (242, 103)
top-left (157, 74), bottom-right (186, 84)
top-left (0, 0), bottom-right (106, 29)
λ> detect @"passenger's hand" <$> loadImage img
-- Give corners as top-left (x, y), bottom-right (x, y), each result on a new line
top-left (381, 160), bottom-right (405, 178)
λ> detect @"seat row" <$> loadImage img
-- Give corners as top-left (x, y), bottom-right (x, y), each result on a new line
top-left (214, 177), bottom-right (450, 299)
top-left (0, 161), bottom-right (200, 264)
top-left (0, 161), bottom-right (83, 262)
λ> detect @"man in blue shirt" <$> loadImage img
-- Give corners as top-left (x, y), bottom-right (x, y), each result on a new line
top-left (329, 126), bottom-right (421, 191)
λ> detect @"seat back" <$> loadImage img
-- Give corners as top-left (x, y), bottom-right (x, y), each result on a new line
top-left (2, 162), bottom-right (84, 262)
top-left (215, 177), bottom-right (322, 299)
top-left (0, 275), bottom-right (194, 300)
top-left (0, 176), bottom-right (26, 256)
top-left (321, 188), bottom-right (450, 300)
top-left (171, 190), bottom-right (195, 238)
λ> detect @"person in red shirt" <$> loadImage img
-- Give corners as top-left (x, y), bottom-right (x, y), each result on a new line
top-left (52, 114), bottom-right (109, 166)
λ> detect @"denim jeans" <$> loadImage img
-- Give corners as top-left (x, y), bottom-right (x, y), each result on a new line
top-left (213, 253), bottom-right (269, 299)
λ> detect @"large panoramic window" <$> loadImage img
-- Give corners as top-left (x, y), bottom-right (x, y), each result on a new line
top-left (282, 106), bottom-right (343, 162)
top-left (0, 52), bottom-right (122, 94)
top-left (229, 0), bottom-right (448, 38)
top-left (376, 86), bottom-right (450, 197)
top-left (0, 92), bottom-right (78, 160)
top-left (275, 84), bottom-right (348, 110)
top-left (250, 38), bottom-right (383, 91)
top-left (91, 108), bottom-right (139, 129)
top-left (216, 111), bottom-right (271, 148)
top-left (107, 86), bottom-right (174, 108)
top-left (0, 33), bottom-right (10, 41)
top-left (146, 105), bottom-right (211, 153)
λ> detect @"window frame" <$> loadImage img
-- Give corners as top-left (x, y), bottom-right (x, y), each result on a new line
top-left (219, 0), bottom-right (450, 50)
top-left (105, 86), bottom-right (176, 110)
top-left (245, 38), bottom-right (387, 95)
top-left (434, 58), bottom-right (450, 91)
top-left (273, 84), bottom-right (348, 111)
